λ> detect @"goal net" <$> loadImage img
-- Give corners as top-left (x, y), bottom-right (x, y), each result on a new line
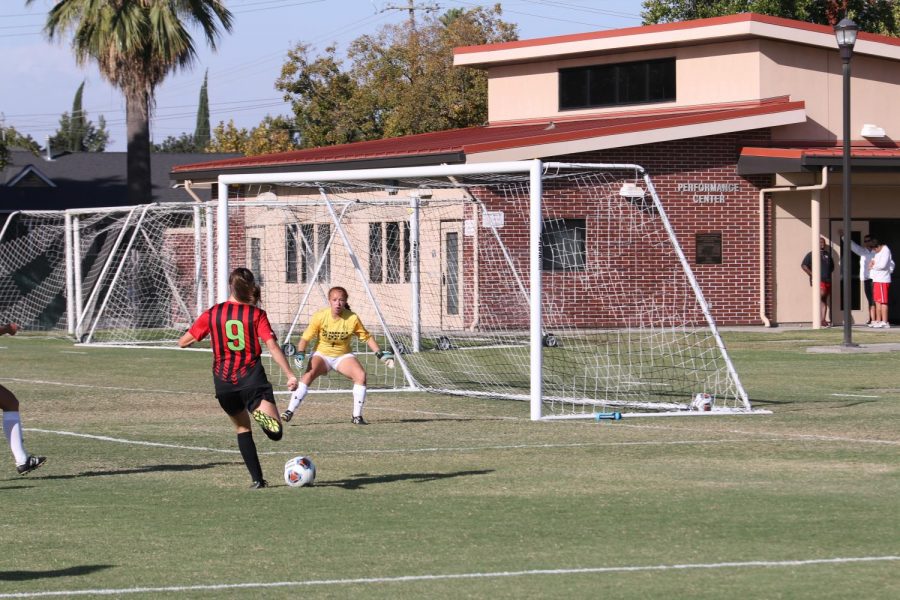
top-left (0, 204), bottom-right (208, 344)
top-left (215, 160), bottom-right (753, 419)
top-left (0, 160), bottom-right (756, 419)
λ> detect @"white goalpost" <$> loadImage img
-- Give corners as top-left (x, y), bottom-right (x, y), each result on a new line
top-left (0, 159), bottom-right (763, 420)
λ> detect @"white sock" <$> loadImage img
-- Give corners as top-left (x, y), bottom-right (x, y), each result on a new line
top-left (3, 411), bottom-right (28, 465)
top-left (286, 382), bottom-right (308, 413)
top-left (352, 384), bottom-right (366, 418)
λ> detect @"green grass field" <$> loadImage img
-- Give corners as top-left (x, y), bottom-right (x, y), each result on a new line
top-left (1, 329), bottom-right (898, 599)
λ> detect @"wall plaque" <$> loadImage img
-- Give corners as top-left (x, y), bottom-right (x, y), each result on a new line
top-left (696, 232), bottom-right (722, 265)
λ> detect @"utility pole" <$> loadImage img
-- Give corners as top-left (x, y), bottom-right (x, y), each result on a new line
top-left (378, 0), bottom-right (438, 30)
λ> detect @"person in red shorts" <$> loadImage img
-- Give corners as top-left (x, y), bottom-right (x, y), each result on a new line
top-left (801, 236), bottom-right (835, 327)
top-left (179, 268), bottom-right (297, 488)
top-left (869, 237), bottom-right (894, 328)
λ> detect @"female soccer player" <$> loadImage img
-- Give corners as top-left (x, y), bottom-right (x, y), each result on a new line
top-left (179, 268), bottom-right (297, 489)
top-left (0, 323), bottom-right (46, 475)
top-left (281, 286), bottom-right (393, 425)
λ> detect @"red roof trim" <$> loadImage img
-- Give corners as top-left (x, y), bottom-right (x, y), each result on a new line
top-left (742, 145), bottom-right (900, 159)
top-left (454, 12), bottom-right (900, 57)
top-left (172, 98), bottom-right (805, 175)
top-left (489, 96), bottom-right (793, 128)
top-left (740, 147), bottom-right (803, 159)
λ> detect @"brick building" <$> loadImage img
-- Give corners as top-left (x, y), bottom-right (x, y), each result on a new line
top-left (171, 13), bottom-right (900, 327)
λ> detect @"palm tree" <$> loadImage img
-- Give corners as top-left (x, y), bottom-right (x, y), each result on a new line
top-left (28, 1), bottom-right (233, 204)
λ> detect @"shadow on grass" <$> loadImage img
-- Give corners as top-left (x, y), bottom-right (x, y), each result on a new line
top-left (317, 469), bottom-right (494, 490)
top-left (39, 461), bottom-right (236, 480)
top-left (0, 564), bottom-right (113, 581)
top-left (284, 417), bottom-right (505, 427)
top-left (751, 396), bottom-right (880, 408)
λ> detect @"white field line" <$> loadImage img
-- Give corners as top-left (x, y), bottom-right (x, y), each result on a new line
top-left (24, 428), bottom-right (896, 456)
top-left (0, 378), bottom-right (195, 395)
top-left (0, 556), bottom-right (897, 598)
top-left (27, 429), bottom-right (240, 454)
top-left (830, 393), bottom-right (880, 398)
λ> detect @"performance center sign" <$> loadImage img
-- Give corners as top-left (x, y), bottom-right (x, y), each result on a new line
top-left (677, 182), bottom-right (740, 204)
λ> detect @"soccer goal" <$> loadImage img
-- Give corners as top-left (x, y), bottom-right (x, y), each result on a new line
top-left (0, 203), bottom-right (212, 345)
top-left (209, 160), bottom-right (757, 419)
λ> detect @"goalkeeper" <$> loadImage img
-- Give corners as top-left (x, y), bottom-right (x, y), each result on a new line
top-left (281, 286), bottom-right (393, 425)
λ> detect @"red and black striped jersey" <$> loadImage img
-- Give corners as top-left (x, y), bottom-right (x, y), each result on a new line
top-left (188, 301), bottom-right (276, 386)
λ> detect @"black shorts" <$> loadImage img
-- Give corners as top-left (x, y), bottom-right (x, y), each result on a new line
top-left (864, 279), bottom-right (874, 306)
top-left (213, 364), bottom-right (276, 416)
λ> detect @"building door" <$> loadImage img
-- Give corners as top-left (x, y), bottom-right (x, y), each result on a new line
top-left (440, 221), bottom-right (464, 330)
top-left (829, 221), bottom-right (869, 326)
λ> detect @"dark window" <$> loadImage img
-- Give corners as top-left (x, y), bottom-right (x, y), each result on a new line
top-left (298, 224), bottom-right (329, 283)
top-left (316, 224), bottom-right (331, 282)
top-left (369, 223), bottom-right (383, 283)
top-left (386, 222), bottom-right (402, 283)
top-left (300, 224), bottom-right (314, 283)
top-left (559, 58), bottom-right (675, 109)
top-left (541, 219), bottom-right (585, 272)
top-left (250, 238), bottom-right (263, 284)
top-left (285, 224), bottom-right (298, 283)
top-left (403, 222), bottom-right (411, 283)
top-left (369, 221), bottom-right (410, 284)
top-left (445, 231), bottom-right (459, 315)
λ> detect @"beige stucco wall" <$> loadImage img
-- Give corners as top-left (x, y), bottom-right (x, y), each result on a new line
top-left (484, 37), bottom-right (900, 145)
top-left (759, 40), bottom-right (900, 142)
top-left (486, 41), bottom-right (763, 123)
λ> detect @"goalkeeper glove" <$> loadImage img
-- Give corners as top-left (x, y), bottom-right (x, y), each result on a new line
top-left (293, 352), bottom-right (306, 369)
top-left (375, 350), bottom-right (395, 369)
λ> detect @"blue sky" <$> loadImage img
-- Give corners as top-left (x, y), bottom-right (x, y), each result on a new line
top-left (1, 1), bottom-right (645, 151)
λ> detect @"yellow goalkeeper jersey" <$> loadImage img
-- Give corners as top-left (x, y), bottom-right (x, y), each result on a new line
top-left (301, 307), bottom-right (371, 358)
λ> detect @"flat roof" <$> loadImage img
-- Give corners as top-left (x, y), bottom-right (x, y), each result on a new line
top-left (454, 13), bottom-right (900, 68)
top-left (739, 144), bottom-right (900, 174)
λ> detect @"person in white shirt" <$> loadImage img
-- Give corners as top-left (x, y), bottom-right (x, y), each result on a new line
top-left (845, 233), bottom-right (877, 326)
top-left (868, 238), bottom-right (893, 328)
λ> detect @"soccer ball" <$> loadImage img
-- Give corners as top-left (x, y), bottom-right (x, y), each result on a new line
top-left (690, 393), bottom-right (714, 411)
top-left (284, 456), bottom-right (316, 487)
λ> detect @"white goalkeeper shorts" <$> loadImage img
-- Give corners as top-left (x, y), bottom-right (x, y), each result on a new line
top-left (313, 351), bottom-right (354, 372)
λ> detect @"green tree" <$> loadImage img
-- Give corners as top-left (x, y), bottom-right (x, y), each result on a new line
top-left (152, 132), bottom-right (198, 153)
top-left (207, 116), bottom-right (295, 155)
top-left (194, 70), bottom-right (211, 151)
top-left (641, 0), bottom-right (899, 35)
top-left (0, 125), bottom-right (42, 167)
top-left (69, 80), bottom-right (87, 150)
top-left (276, 4), bottom-right (517, 148)
top-left (0, 125), bottom-right (41, 154)
top-left (48, 81), bottom-right (110, 152)
top-left (275, 44), bottom-right (362, 148)
top-left (28, 0), bottom-right (233, 203)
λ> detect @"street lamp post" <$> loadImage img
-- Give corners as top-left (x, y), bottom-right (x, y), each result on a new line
top-left (835, 17), bottom-right (858, 347)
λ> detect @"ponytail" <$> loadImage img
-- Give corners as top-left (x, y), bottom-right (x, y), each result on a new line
top-left (229, 268), bottom-right (261, 305)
